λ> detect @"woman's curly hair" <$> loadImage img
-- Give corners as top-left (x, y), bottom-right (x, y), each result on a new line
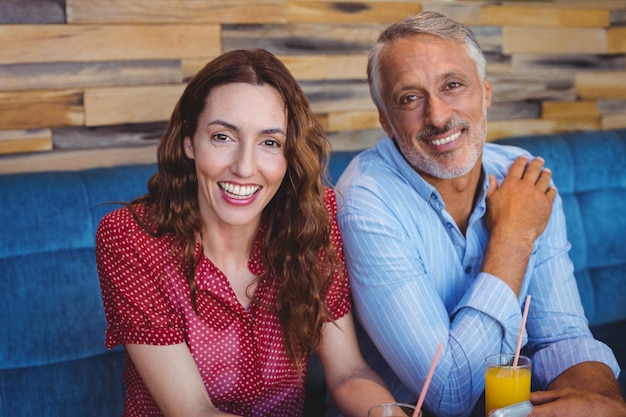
top-left (132, 49), bottom-right (342, 369)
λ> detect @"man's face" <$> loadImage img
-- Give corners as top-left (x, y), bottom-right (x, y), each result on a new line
top-left (377, 35), bottom-right (492, 180)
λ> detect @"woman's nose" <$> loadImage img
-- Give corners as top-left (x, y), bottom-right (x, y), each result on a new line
top-left (231, 143), bottom-right (257, 178)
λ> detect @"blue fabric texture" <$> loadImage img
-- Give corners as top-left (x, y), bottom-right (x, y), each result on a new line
top-left (0, 164), bottom-right (155, 417)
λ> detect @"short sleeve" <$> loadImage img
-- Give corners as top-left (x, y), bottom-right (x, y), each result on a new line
top-left (323, 187), bottom-right (352, 321)
top-left (95, 206), bottom-right (186, 349)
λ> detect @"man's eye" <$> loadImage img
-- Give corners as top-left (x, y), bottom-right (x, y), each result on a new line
top-left (400, 94), bottom-right (418, 105)
top-left (447, 82), bottom-right (461, 90)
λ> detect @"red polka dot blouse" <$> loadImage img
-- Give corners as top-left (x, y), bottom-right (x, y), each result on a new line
top-left (96, 187), bottom-right (351, 417)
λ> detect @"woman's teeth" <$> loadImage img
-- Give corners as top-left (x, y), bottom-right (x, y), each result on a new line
top-left (219, 182), bottom-right (259, 199)
top-left (431, 131), bottom-right (461, 146)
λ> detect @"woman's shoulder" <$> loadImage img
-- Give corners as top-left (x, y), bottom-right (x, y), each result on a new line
top-left (97, 203), bottom-right (152, 241)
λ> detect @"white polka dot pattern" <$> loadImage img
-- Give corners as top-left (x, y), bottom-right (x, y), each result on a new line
top-left (95, 187), bottom-right (351, 417)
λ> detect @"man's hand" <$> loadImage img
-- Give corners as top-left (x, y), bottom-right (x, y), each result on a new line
top-left (485, 156), bottom-right (557, 246)
top-left (530, 362), bottom-right (626, 417)
top-left (482, 156), bottom-right (557, 295)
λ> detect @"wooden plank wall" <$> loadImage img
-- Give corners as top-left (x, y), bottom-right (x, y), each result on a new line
top-left (1, 0), bottom-right (625, 174)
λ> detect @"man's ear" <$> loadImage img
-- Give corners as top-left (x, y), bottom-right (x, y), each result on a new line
top-left (378, 110), bottom-right (394, 139)
top-left (484, 78), bottom-right (493, 108)
top-left (183, 137), bottom-right (195, 159)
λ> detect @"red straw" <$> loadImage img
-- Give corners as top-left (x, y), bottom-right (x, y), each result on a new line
top-left (513, 295), bottom-right (531, 367)
top-left (413, 342), bottom-right (444, 417)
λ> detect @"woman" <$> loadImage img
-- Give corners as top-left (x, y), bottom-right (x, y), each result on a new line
top-left (96, 49), bottom-right (394, 417)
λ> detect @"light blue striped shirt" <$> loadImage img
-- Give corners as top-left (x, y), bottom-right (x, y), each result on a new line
top-left (335, 137), bottom-right (620, 417)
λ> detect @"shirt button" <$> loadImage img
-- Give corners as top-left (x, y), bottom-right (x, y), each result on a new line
top-left (465, 266), bottom-right (471, 273)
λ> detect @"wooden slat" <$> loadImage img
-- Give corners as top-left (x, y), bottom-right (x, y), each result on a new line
top-left (503, 27), bottom-right (607, 54)
top-left (222, 23), bottom-right (383, 55)
top-left (327, 128), bottom-right (384, 152)
top-left (608, 27), bottom-right (626, 53)
top-left (287, 1), bottom-right (421, 23)
top-left (576, 72), bottom-right (626, 99)
top-left (481, 5), bottom-right (610, 27)
top-left (0, 0), bottom-right (65, 24)
top-left (0, 24), bottom-right (220, 64)
top-left (53, 123), bottom-right (165, 150)
top-left (603, 113), bottom-right (626, 130)
top-left (280, 54), bottom-right (368, 80)
top-left (326, 109), bottom-right (380, 131)
top-left (66, 0), bottom-right (286, 24)
top-left (0, 60), bottom-right (183, 92)
top-left (84, 84), bottom-right (185, 126)
top-left (510, 54), bottom-right (625, 74)
top-left (0, 145), bottom-right (157, 175)
top-left (302, 80), bottom-right (375, 113)
top-left (488, 73), bottom-right (576, 103)
top-left (422, 3), bottom-right (483, 25)
top-left (541, 100), bottom-right (601, 126)
top-left (486, 119), bottom-right (600, 142)
top-left (187, 54), bottom-right (369, 82)
top-left (0, 129), bottom-right (53, 156)
top-left (0, 89), bottom-right (84, 130)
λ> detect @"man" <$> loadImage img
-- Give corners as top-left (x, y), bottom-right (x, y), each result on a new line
top-left (335, 11), bottom-right (625, 417)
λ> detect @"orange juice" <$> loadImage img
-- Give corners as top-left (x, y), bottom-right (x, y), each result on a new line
top-left (485, 365), bottom-right (531, 415)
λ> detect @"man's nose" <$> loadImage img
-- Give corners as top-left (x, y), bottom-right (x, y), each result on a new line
top-left (424, 94), bottom-right (452, 127)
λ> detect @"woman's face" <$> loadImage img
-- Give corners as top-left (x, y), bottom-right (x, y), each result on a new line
top-left (184, 82), bottom-right (288, 229)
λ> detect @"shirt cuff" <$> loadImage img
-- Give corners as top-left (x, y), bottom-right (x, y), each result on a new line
top-left (532, 337), bottom-right (621, 390)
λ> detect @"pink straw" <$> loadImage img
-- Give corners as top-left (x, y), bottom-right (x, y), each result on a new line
top-left (513, 295), bottom-right (531, 367)
top-left (413, 342), bottom-right (444, 417)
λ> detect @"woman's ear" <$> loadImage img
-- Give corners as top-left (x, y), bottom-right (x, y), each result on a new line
top-left (183, 137), bottom-right (195, 159)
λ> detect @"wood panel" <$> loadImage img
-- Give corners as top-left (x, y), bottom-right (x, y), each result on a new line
top-left (0, 60), bottom-right (183, 92)
top-left (0, 89), bottom-right (84, 130)
top-left (503, 27), bottom-right (607, 54)
top-left (488, 73), bottom-right (576, 103)
top-left (0, 0), bottom-right (65, 24)
top-left (542, 100), bottom-right (601, 120)
top-left (486, 118), bottom-right (600, 142)
top-left (280, 54), bottom-right (368, 80)
top-left (603, 113), bottom-right (626, 130)
top-left (576, 72), bottom-right (626, 99)
top-left (287, 1), bottom-right (421, 23)
top-left (0, 24), bottom-right (221, 64)
top-left (510, 54), bottom-right (625, 74)
top-left (66, 0), bottom-right (286, 24)
top-left (84, 84), bottom-right (185, 126)
top-left (222, 23), bottom-right (382, 55)
top-left (0, 145), bottom-right (158, 175)
top-left (481, 5), bottom-right (610, 27)
top-left (0, 129), bottom-right (53, 155)
top-left (608, 27), bottom-right (626, 53)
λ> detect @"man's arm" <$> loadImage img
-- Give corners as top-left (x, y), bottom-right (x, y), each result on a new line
top-left (530, 362), bottom-right (626, 417)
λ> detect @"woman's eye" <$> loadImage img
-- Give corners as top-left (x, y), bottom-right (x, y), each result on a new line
top-left (262, 138), bottom-right (281, 148)
top-left (212, 133), bottom-right (231, 142)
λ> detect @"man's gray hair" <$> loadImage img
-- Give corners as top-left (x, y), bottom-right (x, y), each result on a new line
top-left (367, 11), bottom-right (487, 111)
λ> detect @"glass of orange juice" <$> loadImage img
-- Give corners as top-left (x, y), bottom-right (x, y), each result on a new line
top-left (485, 353), bottom-right (531, 416)
top-left (368, 403), bottom-right (421, 417)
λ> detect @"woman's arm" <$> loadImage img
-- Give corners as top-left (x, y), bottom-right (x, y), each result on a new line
top-left (317, 312), bottom-right (396, 417)
top-left (125, 343), bottom-right (239, 417)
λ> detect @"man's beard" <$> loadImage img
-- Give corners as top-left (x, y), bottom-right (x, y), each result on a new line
top-left (400, 101), bottom-right (488, 179)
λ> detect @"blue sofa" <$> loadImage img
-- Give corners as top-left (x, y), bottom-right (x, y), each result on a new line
top-left (1, 128), bottom-right (625, 416)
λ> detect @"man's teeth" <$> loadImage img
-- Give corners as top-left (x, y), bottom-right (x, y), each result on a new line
top-left (431, 131), bottom-right (461, 146)
top-left (219, 182), bottom-right (259, 199)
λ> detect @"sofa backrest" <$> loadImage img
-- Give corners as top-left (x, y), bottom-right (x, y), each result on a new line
top-left (494, 129), bottom-right (626, 327)
top-left (0, 164), bottom-right (157, 417)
